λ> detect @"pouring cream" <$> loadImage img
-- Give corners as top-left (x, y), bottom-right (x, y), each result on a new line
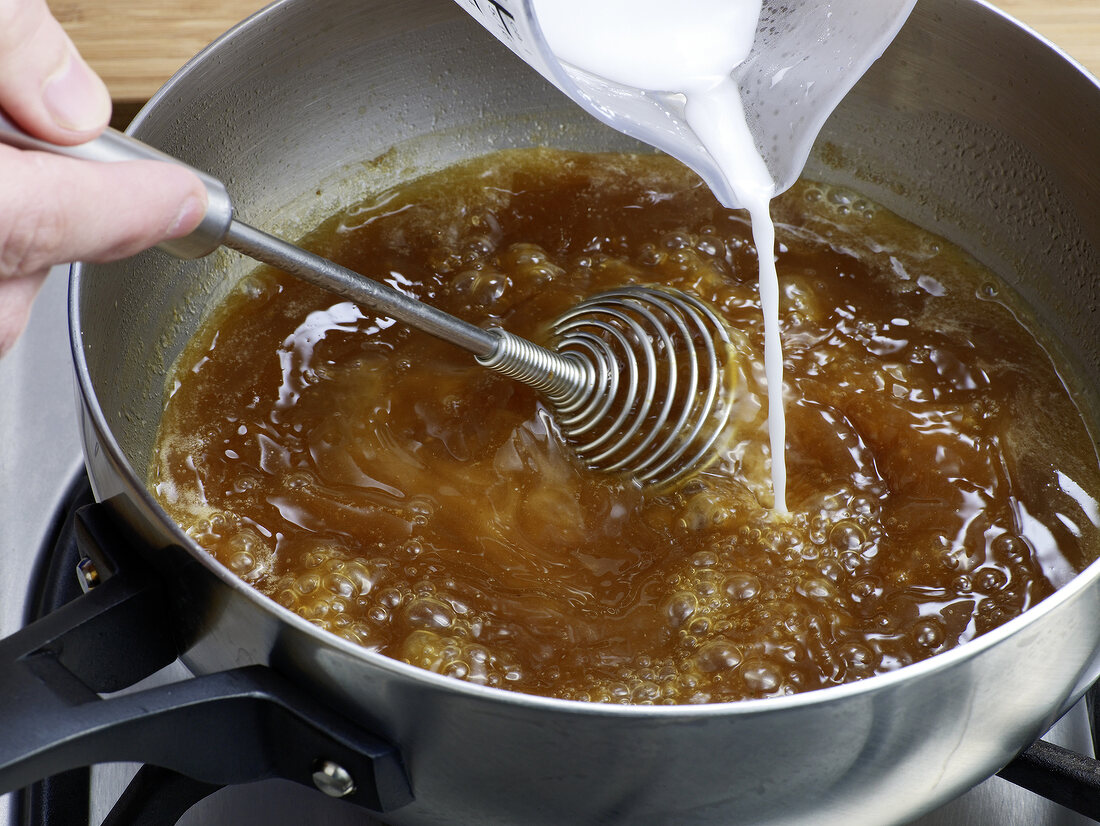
top-left (532, 0), bottom-right (788, 512)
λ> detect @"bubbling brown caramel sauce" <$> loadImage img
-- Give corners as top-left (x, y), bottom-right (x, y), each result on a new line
top-left (151, 149), bottom-right (1100, 704)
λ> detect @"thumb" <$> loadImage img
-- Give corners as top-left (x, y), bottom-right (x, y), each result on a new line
top-left (0, 0), bottom-right (112, 143)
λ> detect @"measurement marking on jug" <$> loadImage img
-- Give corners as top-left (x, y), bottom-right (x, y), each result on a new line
top-left (463, 0), bottom-right (520, 42)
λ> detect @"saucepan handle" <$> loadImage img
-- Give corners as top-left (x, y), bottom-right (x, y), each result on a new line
top-left (0, 503), bottom-right (412, 814)
top-left (0, 110), bottom-right (234, 259)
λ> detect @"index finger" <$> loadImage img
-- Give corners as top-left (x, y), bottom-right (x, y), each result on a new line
top-left (0, 0), bottom-right (111, 143)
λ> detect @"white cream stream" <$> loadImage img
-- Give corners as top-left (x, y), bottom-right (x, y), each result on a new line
top-left (533, 0), bottom-right (788, 512)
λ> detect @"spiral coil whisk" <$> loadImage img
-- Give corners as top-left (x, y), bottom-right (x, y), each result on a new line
top-left (480, 286), bottom-right (736, 487)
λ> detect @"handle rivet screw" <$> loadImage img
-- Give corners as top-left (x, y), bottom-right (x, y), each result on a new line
top-left (312, 759), bottom-right (356, 798)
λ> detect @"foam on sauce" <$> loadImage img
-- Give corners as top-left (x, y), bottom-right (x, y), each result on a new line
top-left (151, 149), bottom-right (1100, 704)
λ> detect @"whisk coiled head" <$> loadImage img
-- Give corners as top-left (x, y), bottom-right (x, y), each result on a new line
top-left (547, 285), bottom-right (736, 487)
top-left (478, 285), bottom-right (737, 488)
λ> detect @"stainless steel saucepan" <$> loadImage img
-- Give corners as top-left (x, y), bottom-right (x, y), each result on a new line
top-left (38, 0), bottom-right (1100, 822)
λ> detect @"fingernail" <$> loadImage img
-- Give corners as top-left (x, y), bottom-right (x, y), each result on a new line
top-left (166, 195), bottom-right (207, 239)
top-left (42, 49), bottom-right (111, 132)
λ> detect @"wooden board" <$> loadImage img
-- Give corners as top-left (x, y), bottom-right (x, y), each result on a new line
top-left (996, 0), bottom-right (1100, 74)
top-left (52, 0), bottom-right (1100, 106)
top-left (51, 0), bottom-right (267, 102)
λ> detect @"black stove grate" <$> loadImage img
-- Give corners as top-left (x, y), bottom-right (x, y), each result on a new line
top-left (19, 474), bottom-right (94, 826)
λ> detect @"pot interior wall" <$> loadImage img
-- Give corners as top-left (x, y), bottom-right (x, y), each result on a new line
top-left (807, 0), bottom-right (1100, 419)
top-left (75, 0), bottom-right (1100, 491)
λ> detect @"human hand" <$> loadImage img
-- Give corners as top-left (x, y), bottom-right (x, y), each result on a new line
top-left (0, 0), bottom-right (207, 356)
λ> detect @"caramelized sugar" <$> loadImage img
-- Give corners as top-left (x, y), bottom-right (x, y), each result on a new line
top-left (151, 149), bottom-right (1100, 704)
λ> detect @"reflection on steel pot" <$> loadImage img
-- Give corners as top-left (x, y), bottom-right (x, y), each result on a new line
top-left (67, 0), bottom-right (1100, 823)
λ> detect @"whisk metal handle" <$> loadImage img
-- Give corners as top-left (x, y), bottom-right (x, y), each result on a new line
top-left (1, 114), bottom-right (599, 436)
top-left (0, 112), bottom-right (233, 260)
top-left (227, 223), bottom-right (594, 400)
top-left (226, 224), bottom-right (596, 403)
top-left (221, 225), bottom-right (601, 409)
top-left (223, 221), bottom-right (502, 357)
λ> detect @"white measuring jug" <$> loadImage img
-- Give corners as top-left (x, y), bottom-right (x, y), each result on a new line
top-left (454, 0), bottom-right (916, 208)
